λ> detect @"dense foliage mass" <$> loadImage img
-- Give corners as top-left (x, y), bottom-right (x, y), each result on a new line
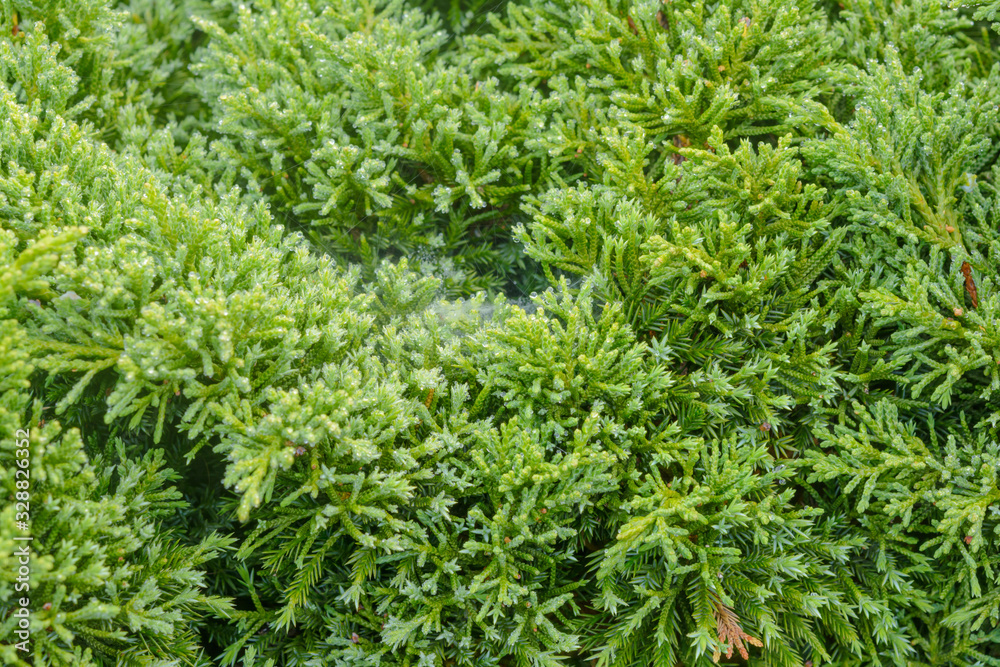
top-left (1, 0), bottom-right (999, 665)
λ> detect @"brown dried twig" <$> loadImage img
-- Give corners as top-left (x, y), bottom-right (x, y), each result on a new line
top-left (626, 14), bottom-right (638, 35)
top-left (711, 598), bottom-right (763, 663)
top-left (960, 262), bottom-right (978, 308)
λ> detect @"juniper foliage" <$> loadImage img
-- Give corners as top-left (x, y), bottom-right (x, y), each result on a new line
top-left (1, 0), bottom-right (999, 666)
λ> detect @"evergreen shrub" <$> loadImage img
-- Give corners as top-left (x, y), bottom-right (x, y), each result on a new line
top-left (1, 0), bottom-right (999, 665)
